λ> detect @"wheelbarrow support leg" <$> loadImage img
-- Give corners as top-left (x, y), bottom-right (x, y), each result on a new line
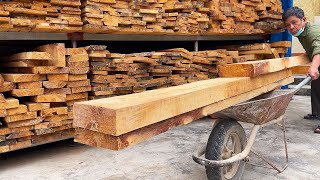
top-left (250, 117), bottom-right (288, 173)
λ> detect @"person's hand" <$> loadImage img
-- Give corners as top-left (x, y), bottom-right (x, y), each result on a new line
top-left (308, 66), bottom-right (320, 80)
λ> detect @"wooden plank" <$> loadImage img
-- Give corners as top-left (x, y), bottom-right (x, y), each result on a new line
top-left (6, 118), bottom-right (43, 128)
top-left (0, 74), bottom-right (4, 86)
top-left (67, 80), bottom-right (90, 87)
top-left (0, 145), bottom-right (9, 153)
top-left (44, 88), bottom-right (71, 95)
top-left (67, 61), bottom-right (89, 68)
top-left (9, 140), bottom-right (32, 151)
top-left (7, 52), bottom-right (52, 61)
top-left (238, 43), bottom-right (270, 51)
top-left (6, 131), bottom-right (34, 140)
top-left (34, 124), bottom-right (73, 135)
top-left (35, 43), bottom-right (66, 67)
top-left (43, 81), bottom-right (67, 89)
top-left (47, 74), bottom-right (69, 81)
top-left (0, 60), bottom-right (46, 68)
top-left (4, 112), bottom-right (38, 123)
top-left (73, 69), bottom-right (292, 136)
top-left (68, 74), bottom-right (88, 81)
top-left (32, 129), bottom-right (74, 145)
top-left (24, 102), bottom-right (50, 111)
top-left (66, 92), bottom-right (88, 101)
top-left (31, 94), bottom-right (66, 103)
top-left (0, 98), bottom-right (20, 110)
top-left (292, 65), bottom-right (310, 75)
top-left (2, 74), bottom-right (46, 83)
top-left (11, 88), bottom-right (44, 97)
top-left (6, 105), bottom-right (28, 115)
top-left (71, 86), bottom-right (91, 93)
top-left (0, 82), bottom-right (15, 93)
top-left (41, 107), bottom-right (68, 116)
top-left (218, 55), bottom-right (309, 77)
top-left (0, 109), bottom-right (6, 117)
top-left (33, 67), bottom-right (70, 74)
top-left (0, 94), bottom-right (5, 103)
top-left (66, 48), bottom-right (87, 56)
top-left (17, 82), bottom-right (42, 89)
top-left (66, 54), bottom-right (89, 62)
top-left (0, 126), bottom-right (34, 135)
top-left (35, 121), bottom-right (63, 129)
top-left (270, 41), bottom-right (292, 48)
top-left (69, 67), bottom-right (90, 74)
top-left (239, 49), bottom-right (272, 55)
top-left (75, 76), bottom-right (294, 150)
top-left (44, 115), bottom-right (69, 122)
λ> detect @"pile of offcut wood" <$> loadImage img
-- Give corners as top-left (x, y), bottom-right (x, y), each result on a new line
top-left (82, 0), bottom-right (284, 34)
top-left (0, 44), bottom-right (90, 153)
top-left (0, 0), bottom-right (82, 32)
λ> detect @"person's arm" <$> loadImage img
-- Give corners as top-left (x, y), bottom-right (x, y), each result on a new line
top-left (308, 33), bottom-right (320, 80)
top-left (308, 54), bottom-right (320, 80)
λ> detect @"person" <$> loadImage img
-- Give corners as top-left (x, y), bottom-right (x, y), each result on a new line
top-left (282, 6), bottom-right (320, 134)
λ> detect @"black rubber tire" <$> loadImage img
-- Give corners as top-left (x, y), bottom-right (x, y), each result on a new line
top-left (205, 119), bottom-right (247, 180)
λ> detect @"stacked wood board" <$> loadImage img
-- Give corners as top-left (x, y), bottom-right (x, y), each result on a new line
top-left (218, 55), bottom-right (310, 77)
top-left (0, 44), bottom-right (92, 153)
top-left (0, 0), bottom-right (283, 34)
top-left (73, 55), bottom-right (309, 150)
top-left (65, 47), bottom-right (90, 121)
top-left (81, 0), bottom-right (284, 34)
top-left (0, 41), bottom-right (295, 152)
top-left (87, 45), bottom-right (236, 100)
top-left (0, 0), bottom-right (82, 32)
top-left (0, 0), bottom-right (284, 34)
top-left (220, 41), bottom-right (292, 60)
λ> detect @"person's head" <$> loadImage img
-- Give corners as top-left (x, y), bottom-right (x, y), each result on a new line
top-left (282, 7), bottom-right (307, 36)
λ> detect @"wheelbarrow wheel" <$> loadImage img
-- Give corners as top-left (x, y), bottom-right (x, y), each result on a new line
top-left (205, 119), bottom-right (247, 180)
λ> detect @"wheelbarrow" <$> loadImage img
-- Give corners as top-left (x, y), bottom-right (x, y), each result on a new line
top-left (192, 76), bottom-right (311, 180)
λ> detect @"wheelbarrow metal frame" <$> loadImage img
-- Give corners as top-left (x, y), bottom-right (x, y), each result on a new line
top-left (192, 76), bottom-right (311, 174)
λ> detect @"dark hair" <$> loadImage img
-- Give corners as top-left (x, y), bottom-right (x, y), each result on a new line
top-left (282, 7), bottom-right (305, 21)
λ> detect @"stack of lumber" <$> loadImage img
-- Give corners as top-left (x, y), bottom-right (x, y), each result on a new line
top-left (65, 47), bottom-right (90, 120)
top-left (0, 0), bottom-right (284, 34)
top-left (87, 46), bottom-right (235, 100)
top-left (0, 41), bottom-right (295, 152)
top-left (88, 45), bottom-right (163, 100)
top-left (0, 0), bottom-right (82, 32)
top-left (73, 54), bottom-right (312, 150)
top-left (219, 41), bottom-right (291, 61)
top-left (0, 44), bottom-right (85, 153)
top-left (81, 0), bottom-right (209, 34)
top-left (81, 0), bottom-right (284, 34)
top-left (254, 0), bottom-right (284, 32)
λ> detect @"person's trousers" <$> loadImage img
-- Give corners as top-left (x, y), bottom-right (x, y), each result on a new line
top-left (311, 77), bottom-right (320, 115)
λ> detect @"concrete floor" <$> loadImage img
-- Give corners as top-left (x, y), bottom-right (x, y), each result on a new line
top-left (0, 95), bottom-right (319, 180)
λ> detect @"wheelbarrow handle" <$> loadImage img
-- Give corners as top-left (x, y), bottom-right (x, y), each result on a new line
top-left (293, 76), bottom-right (311, 92)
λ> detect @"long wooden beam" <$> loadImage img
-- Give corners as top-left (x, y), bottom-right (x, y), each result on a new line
top-left (73, 69), bottom-right (292, 136)
top-left (292, 64), bottom-right (310, 75)
top-left (74, 76), bottom-right (293, 150)
top-left (218, 55), bottom-right (309, 77)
